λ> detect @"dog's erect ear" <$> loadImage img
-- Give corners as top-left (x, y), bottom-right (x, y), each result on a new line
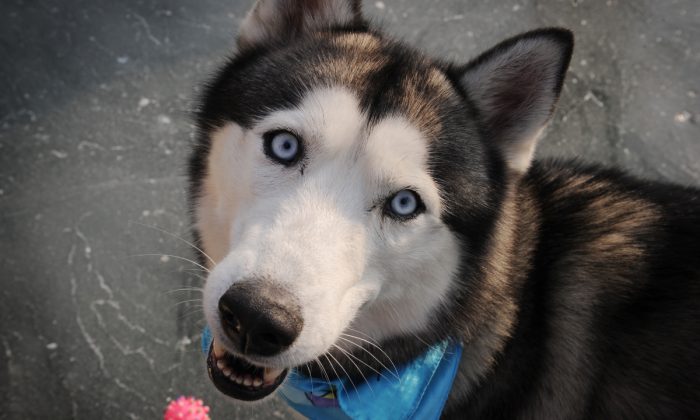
top-left (238, 0), bottom-right (363, 50)
top-left (459, 28), bottom-right (573, 173)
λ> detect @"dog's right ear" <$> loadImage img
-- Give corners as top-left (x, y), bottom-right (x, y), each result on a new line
top-left (237, 0), bottom-right (363, 50)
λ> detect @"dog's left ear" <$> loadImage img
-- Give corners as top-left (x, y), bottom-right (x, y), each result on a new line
top-left (458, 28), bottom-right (573, 173)
top-left (238, 0), bottom-right (363, 50)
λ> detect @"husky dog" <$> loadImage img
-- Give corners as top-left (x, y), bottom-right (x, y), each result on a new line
top-left (188, 0), bottom-right (700, 417)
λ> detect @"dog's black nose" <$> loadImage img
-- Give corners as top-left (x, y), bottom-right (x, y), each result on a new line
top-left (218, 281), bottom-right (303, 357)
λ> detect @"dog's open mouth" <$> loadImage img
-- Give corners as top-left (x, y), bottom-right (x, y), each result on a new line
top-left (206, 340), bottom-right (287, 401)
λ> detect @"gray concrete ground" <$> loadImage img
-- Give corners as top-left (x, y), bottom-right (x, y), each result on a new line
top-left (0, 0), bottom-right (697, 418)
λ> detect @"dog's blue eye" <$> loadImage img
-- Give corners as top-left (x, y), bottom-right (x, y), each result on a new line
top-left (264, 131), bottom-right (301, 165)
top-left (386, 189), bottom-right (424, 220)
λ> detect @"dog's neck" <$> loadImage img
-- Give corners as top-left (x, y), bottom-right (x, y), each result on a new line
top-left (445, 174), bottom-right (541, 412)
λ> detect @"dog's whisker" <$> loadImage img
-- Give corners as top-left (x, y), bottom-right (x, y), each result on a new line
top-left (185, 272), bottom-right (208, 282)
top-left (345, 326), bottom-right (375, 339)
top-left (177, 308), bottom-right (204, 321)
top-left (337, 336), bottom-right (400, 381)
top-left (326, 351), bottom-right (359, 399)
top-left (181, 269), bottom-right (209, 283)
top-left (339, 334), bottom-right (400, 379)
top-left (332, 343), bottom-right (375, 394)
top-left (347, 326), bottom-right (418, 361)
top-left (323, 353), bottom-right (360, 397)
top-left (129, 253), bottom-right (210, 273)
top-left (133, 222), bottom-right (216, 267)
top-left (333, 341), bottom-right (389, 384)
top-left (314, 358), bottom-right (334, 395)
top-left (183, 267), bottom-right (209, 274)
top-left (345, 327), bottom-right (383, 346)
top-left (341, 332), bottom-right (394, 364)
top-left (170, 299), bottom-right (204, 309)
top-left (305, 364), bottom-right (315, 395)
top-left (163, 287), bottom-right (203, 295)
top-left (408, 331), bottom-right (432, 348)
top-left (171, 297), bottom-right (203, 304)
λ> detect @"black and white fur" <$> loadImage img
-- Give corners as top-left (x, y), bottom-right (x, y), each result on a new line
top-left (189, 0), bottom-right (700, 417)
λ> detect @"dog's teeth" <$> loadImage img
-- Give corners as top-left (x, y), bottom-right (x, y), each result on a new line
top-left (263, 367), bottom-right (283, 384)
top-left (253, 377), bottom-right (263, 387)
top-left (216, 360), bottom-right (225, 370)
top-left (222, 368), bottom-right (232, 377)
top-left (243, 375), bottom-right (253, 387)
top-left (212, 339), bottom-right (226, 358)
top-left (233, 375), bottom-right (243, 384)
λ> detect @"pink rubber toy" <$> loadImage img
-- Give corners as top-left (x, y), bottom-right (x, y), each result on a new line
top-left (164, 396), bottom-right (211, 420)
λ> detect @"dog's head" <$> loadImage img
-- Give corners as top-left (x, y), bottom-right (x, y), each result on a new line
top-left (191, 0), bottom-right (572, 401)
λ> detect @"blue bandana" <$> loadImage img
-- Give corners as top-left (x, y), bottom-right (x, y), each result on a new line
top-left (201, 326), bottom-right (462, 419)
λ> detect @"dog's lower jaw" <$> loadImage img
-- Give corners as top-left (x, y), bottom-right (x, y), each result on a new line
top-left (207, 339), bottom-right (288, 401)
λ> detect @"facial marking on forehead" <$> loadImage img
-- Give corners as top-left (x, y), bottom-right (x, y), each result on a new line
top-left (297, 87), bottom-right (365, 155)
top-left (365, 117), bottom-right (427, 175)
